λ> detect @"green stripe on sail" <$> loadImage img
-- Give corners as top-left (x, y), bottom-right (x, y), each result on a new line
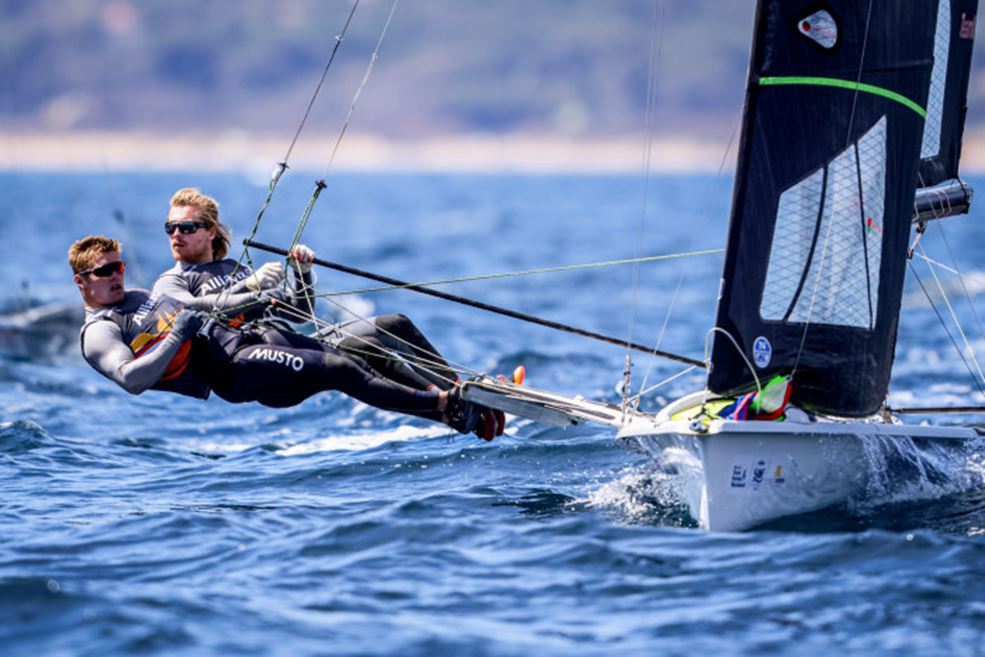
top-left (759, 76), bottom-right (927, 119)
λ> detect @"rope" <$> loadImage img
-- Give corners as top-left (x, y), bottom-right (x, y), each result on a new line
top-left (934, 221), bottom-right (985, 350)
top-left (635, 97), bottom-right (742, 404)
top-left (915, 244), bottom-right (985, 388)
top-left (625, 0), bottom-right (665, 368)
top-left (245, 238), bottom-right (707, 368)
top-left (305, 248), bottom-right (724, 297)
top-left (286, 0), bottom-right (401, 257)
top-left (216, 0), bottom-right (363, 314)
top-left (282, 0), bottom-right (362, 165)
top-left (630, 364), bottom-right (698, 403)
top-left (908, 259), bottom-right (985, 401)
top-left (271, 296), bottom-right (475, 387)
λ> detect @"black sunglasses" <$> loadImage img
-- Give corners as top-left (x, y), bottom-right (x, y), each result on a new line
top-left (164, 221), bottom-right (209, 235)
top-left (79, 261), bottom-right (126, 278)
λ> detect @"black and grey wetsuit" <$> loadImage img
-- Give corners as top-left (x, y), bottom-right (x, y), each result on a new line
top-left (151, 258), bottom-right (315, 324)
top-left (80, 290), bottom-right (211, 398)
top-left (155, 258), bottom-right (456, 392)
top-left (319, 315), bottom-right (459, 391)
top-left (80, 290), bottom-right (443, 417)
top-left (205, 325), bottom-right (442, 415)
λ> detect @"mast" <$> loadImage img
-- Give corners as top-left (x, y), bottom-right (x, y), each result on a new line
top-left (707, 1), bottom-right (944, 416)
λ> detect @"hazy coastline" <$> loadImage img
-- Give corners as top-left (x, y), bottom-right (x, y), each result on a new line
top-left (1, 130), bottom-right (738, 175)
top-left (8, 130), bottom-right (985, 175)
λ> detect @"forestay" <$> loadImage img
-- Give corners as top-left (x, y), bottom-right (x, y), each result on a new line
top-left (708, 1), bottom-right (939, 416)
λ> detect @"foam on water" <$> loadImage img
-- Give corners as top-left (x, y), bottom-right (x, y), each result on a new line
top-left (278, 425), bottom-right (452, 455)
top-left (4, 172), bottom-right (985, 656)
top-left (855, 434), bottom-right (985, 510)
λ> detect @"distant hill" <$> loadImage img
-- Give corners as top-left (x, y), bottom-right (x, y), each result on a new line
top-left (3, 1), bottom-right (985, 141)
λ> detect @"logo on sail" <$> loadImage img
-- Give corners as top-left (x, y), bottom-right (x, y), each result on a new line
top-left (960, 13), bottom-right (976, 39)
top-left (752, 336), bottom-right (772, 368)
top-left (797, 10), bottom-right (838, 49)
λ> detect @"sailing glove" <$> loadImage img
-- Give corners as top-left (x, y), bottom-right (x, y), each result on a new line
top-left (290, 244), bottom-right (316, 274)
top-left (258, 287), bottom-right (292, 306)
top-left (245, 261), bottom-right (286, 291)
top-left (170, 309), bottom-right (209, 339)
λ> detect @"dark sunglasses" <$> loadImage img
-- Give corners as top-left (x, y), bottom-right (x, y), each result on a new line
top-left (164, 221), bottom-right (209, 235)
top-left (79, 261), bottom-right (126, 278)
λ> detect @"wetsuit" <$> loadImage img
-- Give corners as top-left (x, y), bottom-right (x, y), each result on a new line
top-left (155, 260), bottom-right (457, 392)
top-left (80, 290), bottom-right (443, 419)
top-left (319, 315), bottom-right (459, 391)
top-left (152, 258), bottom-right (315, 325)
top-left (80, 291), bottom-right (210, 398)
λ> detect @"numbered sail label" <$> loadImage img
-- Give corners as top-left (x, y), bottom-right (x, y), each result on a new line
top-left (797, 10), bottom-right (838, 49)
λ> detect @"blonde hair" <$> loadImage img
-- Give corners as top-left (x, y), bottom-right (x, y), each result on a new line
top-left (169, 187), bottom-right (231, 260)
top-left (68, 235), bottom-right (121, 274)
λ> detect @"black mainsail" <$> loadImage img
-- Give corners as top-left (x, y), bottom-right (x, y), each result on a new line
top-left (708, 1), bottom-right (963, 416)
top-left (914, 0), bottom-right (978, 220)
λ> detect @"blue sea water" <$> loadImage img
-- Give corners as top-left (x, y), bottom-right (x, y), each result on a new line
top-left (2, 170), bottom-right (985, 656)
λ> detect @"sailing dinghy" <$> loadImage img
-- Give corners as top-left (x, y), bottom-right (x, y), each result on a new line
top-left (460, 0), bottom-right (983, 531)
top-left (238, 0), bottom-right (982, 531)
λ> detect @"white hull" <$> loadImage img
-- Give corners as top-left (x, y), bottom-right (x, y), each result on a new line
top-left (617, 392), bottom-right (976, 531)
top-left (459, 378), bottom-right (977, 531)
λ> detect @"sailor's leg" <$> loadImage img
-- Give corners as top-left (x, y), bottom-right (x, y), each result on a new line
top-left (335, 333), bottom-right (438, 391)
top-left (258, 327), bottom-right (325, 350)
top-left (371, 314), bottom-right (458, 389)
top-left (214, 342), bottom-right (444, 419)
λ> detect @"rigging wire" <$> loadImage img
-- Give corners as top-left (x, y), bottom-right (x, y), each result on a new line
top-left (287, 0), bottom-right (401, 257)
top-left (629, 364), bottom-right (698, 405)
top-left (211, 0), bottom-right (399, 340)
top-left (933, 220), bottom-right (985, 354)
top-left (272, 297), bottom-right (476, 388)
top-left (201, 282), bottom-right (475, 389)
top-left (907, 259), bottom-right (985, 401)
top-left (245, 238), bottom-right (707, 367)
top-left (625, 0), bottom-right (664, 360)
top-left (303, 248), bottom-right (724, 297)
top-left (282, 0), bottom-right (362, 166)
top-left (915, 243), bottom-right (985, 386)
top-left (244, 0), bottom-right (362, 242)
top-left (214, 0), bottom-right (362, 314)
top-left (912, 250), bottom-right (959, 274)
top-left (634, 104), bottom-right (743, 405)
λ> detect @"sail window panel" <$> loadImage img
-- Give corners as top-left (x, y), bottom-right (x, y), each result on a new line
top-left (760, 168), bottom-right (826, 321)
top-left (922, 0), bottom-right (950, 160)
top-left (760, 117), bottom-right (887, 330)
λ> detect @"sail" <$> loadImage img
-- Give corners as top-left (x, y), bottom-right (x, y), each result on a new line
top-left (708, 1), bottom-right (940, 416)
top-left (919, 1), bottom-right (978, 186)
top-left (914, 0), bottom-right (978, 220)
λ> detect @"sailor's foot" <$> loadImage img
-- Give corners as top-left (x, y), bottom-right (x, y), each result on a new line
top-left (473, 408), bottom-right (506, 441)
top-left (442, 386), bottom-right (482, 435)
top-left (443, 384), bottom-right (505, 441)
